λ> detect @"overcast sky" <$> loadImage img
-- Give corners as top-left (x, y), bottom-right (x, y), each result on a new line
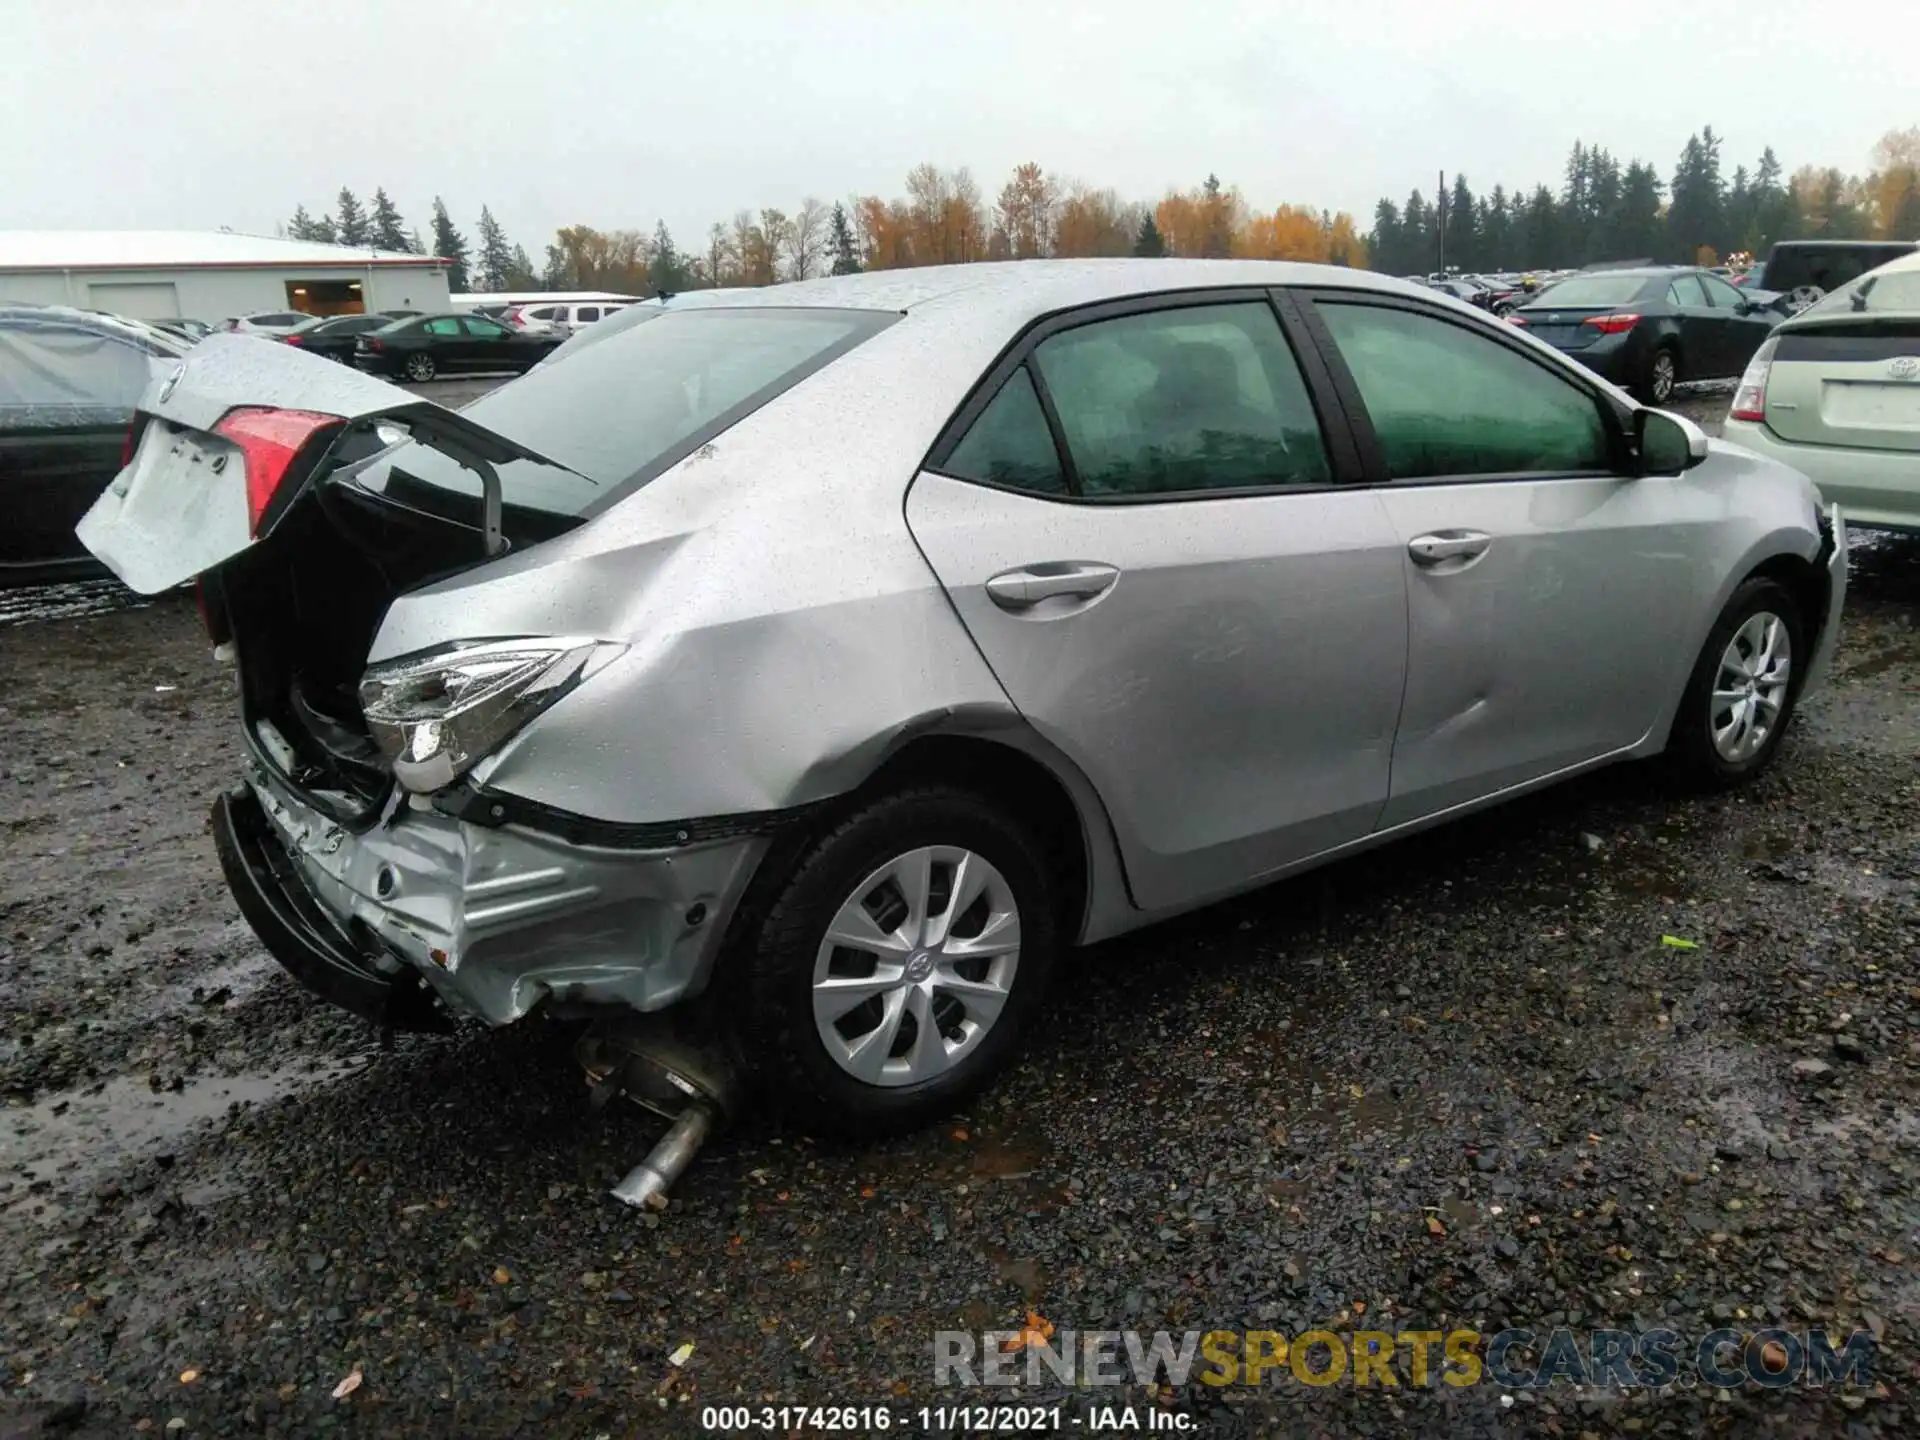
top-left (3, 0), bottom-right (1908, 251)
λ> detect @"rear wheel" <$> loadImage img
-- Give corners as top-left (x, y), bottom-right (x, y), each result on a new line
top-left (1638, 345), bottom-right (1678, 404)
top-left (1786, 284), bottom-right (1825, 313)
top-left (1665, 578), bottom-right (1803, 787)
top-left (404, 352), bottom-right (436, 382)
top-left (735, 786), bottom-right (1060, 1137)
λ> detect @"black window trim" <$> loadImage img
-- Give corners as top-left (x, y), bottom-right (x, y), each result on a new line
top-left (921, 285), bottom-right (1365, 507)
top-left (1292, 287), bottom-right (1637, 488)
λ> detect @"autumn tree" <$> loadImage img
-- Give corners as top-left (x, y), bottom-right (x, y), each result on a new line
top-left (335, 187), bottom-right (369, 248)
top-left (829, 203), bottom-right (860, 275)
top-left (995, 163), bottom-right (1057, 260)
top-left (1870, 127), bottom-right (1920, 241)
top-left (1054, 184), bottom-right (1133, 258)
top-left (369, 188), bottom-right (410, 252)
top-left (700, 223), bottom-right (736, 287)
top-left (854, 196), bottom-right (914, 269)
top-left (731, 211), bottom-right (778, 285)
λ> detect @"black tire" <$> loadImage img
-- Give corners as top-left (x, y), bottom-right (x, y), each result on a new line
top-left (1665, 577), bottom-right (1805, 789)
top-left (1637, 344), bottom-right (1678, 405)
top-left (404, 352), bottom-right (436, 382)
top-left (735, 785), bottom-right (1061, 1138)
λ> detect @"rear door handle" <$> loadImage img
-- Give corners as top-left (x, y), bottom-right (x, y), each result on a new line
top-left (985, 562), bottom-right (1119, 610)
top-left (1407, 531), bottom-right (1492, 566)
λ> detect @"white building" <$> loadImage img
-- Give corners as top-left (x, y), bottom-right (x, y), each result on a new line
top-left (0, 231), bottom-right (451, 324)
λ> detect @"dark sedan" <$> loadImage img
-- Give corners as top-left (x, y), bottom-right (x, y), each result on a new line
top-left (1509, 266), bottom-right (1783, 403)
top-left (281, 311), bottom-right (417, 364)
top-left (1, 305), bottom-right (185, 586)
top-left (351, 313), bottom-right (557, 382)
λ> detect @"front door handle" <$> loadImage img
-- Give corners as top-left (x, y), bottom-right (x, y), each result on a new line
top-left (1407, 531), bottom-right (1492, 566)
top-left (985, 561), bottom-right (1120, 610)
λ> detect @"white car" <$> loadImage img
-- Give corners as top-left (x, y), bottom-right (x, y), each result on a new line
top-left (223, 310), bottom-right (311, 337)
top-left (1723, 248), bottom-right (1920, 533)
top-left (506, 300), bottom-right (630, 337)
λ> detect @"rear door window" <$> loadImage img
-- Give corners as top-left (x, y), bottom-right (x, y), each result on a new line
top-left (1699, 273), bottom-right (1748, 308)
top-left (424, 317), bottom-right (462, 336)
top-left (1316, 301), bottom-right (1612, 479)
top-left (1029, 301), bottom-right (1330, 497)
top-left (1667, 275), bottom-right (1709, 308)
top-left (574, 306), bottom-right (600, 323)
top-left (461, 317), bottom-right (509, 338)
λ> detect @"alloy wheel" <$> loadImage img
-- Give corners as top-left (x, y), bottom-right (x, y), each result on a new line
top-left (405, 354), bottom-right (435, 382)
top-left (1650, 351), bottom-right (1676, 403)
top-left (811, 846), bottom-right (1021, 1087)
top-left (1710, 610), bottom-right (1792, 763)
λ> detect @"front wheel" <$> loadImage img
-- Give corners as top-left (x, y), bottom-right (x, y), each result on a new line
top-left (404, 352), bottom-right (436, 382)
top-left (735, 786), bottom-right (1060, 1138)
top-left (1665, 578), bottom-right (1804, 788)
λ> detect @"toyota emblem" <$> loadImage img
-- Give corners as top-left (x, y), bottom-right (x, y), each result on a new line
top-left (1892, 356), bottom-right (1920, 381)
top-left (158, 363), bottom-right (185, 403)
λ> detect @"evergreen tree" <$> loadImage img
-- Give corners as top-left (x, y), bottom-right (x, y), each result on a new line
top-left (1132, 210), bottom-right (1166, 258)
top-left (429, 197), bottom-right (470, 292)
top-left (1587, 147), bottom-right (1623, 260)
top-left (335, 187), bottom-right (369, 248)
top-left (542, 243), bottom-right (570, 291)
top-left (1666, 129), bottom-right (1725, 262)
top-left (1200, 172), bottom-right (1233, 257)
top-left (506, 244), bottom-right (539, 289)
top-left (369, 188), bottom-right (410, 252)
top-left (650, 222), bottom-right (689, 294)
top-left (830, 202), bottom-right (862, 273)
top-left (1369, 198), bottom-right (1401, 273)
top-left (1561, 142), bottom-right (1591, 262)
top-left (1751, 147), bottom-right (1796, 249)
top-left (1402, 190), bottom-right (1432, 272)
top-left (308, 213), bottom-right (338, 245)
top-left (1522, 185), bottom-right (1560, 268)
top-left (1444, 173), bottom-right (1478, 272)
top-left (1482, 186), bottom-right (1511, 270)
top-left (1616, 162), bottom-right (1665, 262)
top-left (287, 205), bottom-right (317, 241)
top-left (474, 206), bottom-right (513, 291)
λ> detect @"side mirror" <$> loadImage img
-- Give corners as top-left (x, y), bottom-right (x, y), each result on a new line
top-left (1635, 407), bottom-right (1709, 476)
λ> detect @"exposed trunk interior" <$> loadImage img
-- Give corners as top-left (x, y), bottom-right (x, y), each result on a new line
top-left (209, 465), bottom-right (580, 826)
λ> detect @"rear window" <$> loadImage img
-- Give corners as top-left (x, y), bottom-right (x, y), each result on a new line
top-left (1528, 275), bottom-right (1650, 308)
top-left (0, 324), bottom-right (159, 428)
top-left (1799, 260), bottom-right (1920, 318)
top-left (340, 307), bottom-right (895, 524)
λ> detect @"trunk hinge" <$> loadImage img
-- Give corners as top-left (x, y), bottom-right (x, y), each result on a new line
top-left (420, 432), bottom-right (507, 558)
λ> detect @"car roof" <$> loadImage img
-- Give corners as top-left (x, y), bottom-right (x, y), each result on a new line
top-left (662, 259), bottom-right (1431, 331)
top-left (0, 303), bottom-right (187, 353)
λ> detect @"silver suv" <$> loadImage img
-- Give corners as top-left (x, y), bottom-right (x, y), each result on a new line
top-left (81, 261), bottom-right (1845, 1138)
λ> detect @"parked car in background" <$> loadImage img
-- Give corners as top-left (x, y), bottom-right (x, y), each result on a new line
top-left (1723, 248), bottom-right (1920, 533)
top-left (0, 304), bottom-right (186, 585)
top-left (506, 299), bottom-right (633, 337)
top-left (1732, 261), bottom-right (1768, 289)
top-left (1760, 240), bottom-right (1918, 313)
top-left (282, 311), bottom-right (418, 363)
top-left (223, 311), bottom-right (311, 337)
top-left (351, 312), bottom-right (558, 381)
top-left (144, 317), bottom-right (213, 342)
top-left (77, 261), bottom-right (1843, 1139)
top-left (1512, 265), bottom-right (1784, 402)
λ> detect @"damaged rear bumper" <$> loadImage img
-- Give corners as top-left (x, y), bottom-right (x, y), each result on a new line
top-left (215, 755), bottom-right (767, 1028)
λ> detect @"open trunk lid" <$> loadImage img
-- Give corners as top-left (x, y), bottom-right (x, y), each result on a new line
top-left (78, 333), bottom-right (570, 594)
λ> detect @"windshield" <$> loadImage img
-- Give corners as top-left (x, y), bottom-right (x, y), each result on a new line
top-left (339, 305), bottom-right (895, 526)
top-left (1527, 275), bottom-right (1650, 307)
top-left (1799, 260), bottom-right (1920, 318)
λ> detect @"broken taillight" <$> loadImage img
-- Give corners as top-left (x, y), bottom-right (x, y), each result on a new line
top-left (212, 406), bottom-right (344, 535)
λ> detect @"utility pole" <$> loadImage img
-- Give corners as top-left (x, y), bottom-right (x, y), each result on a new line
top-left (1437, 169), bottom-right (1447, 275)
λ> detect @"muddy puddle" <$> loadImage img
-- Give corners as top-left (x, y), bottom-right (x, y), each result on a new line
top-left (0, 1061), bottom-right (357, 1222)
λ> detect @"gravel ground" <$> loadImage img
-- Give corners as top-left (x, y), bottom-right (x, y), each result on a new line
top-left (3, 383), bottom-right (1917, 1437)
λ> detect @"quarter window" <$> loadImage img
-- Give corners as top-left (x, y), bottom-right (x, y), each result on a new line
top-left (1031, 302), bottom-right (1330, 497)
top-left (943, 366), bottom-right (1064, 495)
top-left (1318, 302), bottom-right (1612, 479)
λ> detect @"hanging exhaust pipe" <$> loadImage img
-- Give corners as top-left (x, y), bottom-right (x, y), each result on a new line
top-left (576, 1019), bottom-right (740, 1212)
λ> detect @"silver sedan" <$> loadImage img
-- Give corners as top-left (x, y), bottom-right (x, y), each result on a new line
top-left (82, 260), bottom-right (1847, 1139)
